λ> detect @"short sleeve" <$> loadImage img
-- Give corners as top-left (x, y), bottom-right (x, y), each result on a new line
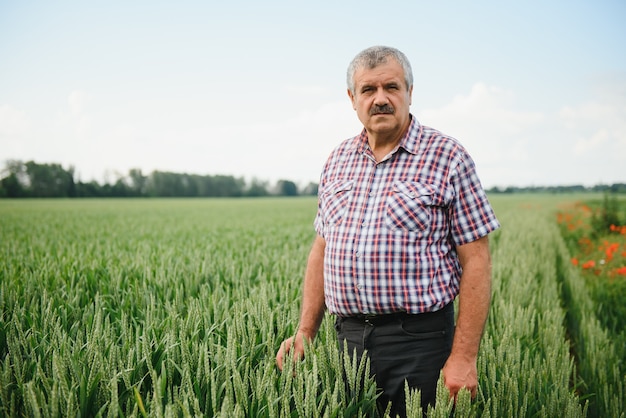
top-left (448, 152), bottom-right (500, 246)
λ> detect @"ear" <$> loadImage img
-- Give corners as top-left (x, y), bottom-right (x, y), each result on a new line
top-left (347, 89), bottom-right (356, 110)
top-left (408, 85), bottom-right (413, 106)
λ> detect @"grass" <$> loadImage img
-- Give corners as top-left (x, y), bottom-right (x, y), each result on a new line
top-left (1, 195), bottom-right (624, 417)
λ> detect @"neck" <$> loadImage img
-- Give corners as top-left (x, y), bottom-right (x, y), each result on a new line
top-left (366, 120), bottom-right (410, 161)
top-left (367, 133), bottom-right (400, 161)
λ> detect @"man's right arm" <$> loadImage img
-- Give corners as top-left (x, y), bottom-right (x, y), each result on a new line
top-left (275, 234), bottom-right (326, 370)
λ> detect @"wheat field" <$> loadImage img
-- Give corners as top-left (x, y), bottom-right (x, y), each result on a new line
top-left (1, 196), bottom-right (623, 417)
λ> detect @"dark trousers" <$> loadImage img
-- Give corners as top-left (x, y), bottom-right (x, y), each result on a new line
top-left (334, 304), bottom-right (454, 417)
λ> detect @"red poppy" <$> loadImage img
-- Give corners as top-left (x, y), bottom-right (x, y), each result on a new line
top-left (603, 242), bottom-right (620, 262)
top-left (582, 260), bottom-right (596, 269)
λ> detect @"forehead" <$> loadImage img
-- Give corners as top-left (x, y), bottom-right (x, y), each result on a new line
top-left (353, 59), bottom-right (405, 87)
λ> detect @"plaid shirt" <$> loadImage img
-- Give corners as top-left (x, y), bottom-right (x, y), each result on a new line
top-left (314, 115), bottom-right (500, 316)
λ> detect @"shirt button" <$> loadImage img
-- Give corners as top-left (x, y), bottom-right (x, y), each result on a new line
top-left (356, 283), bottom-right (363, 289)
top-left (355, 251), bottom-right (361, 258)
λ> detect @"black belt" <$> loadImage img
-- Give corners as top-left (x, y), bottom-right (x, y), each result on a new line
top-left (344, 303), bottom-right (453, 326)
top-left (349, 311), bottom-right (411, 326)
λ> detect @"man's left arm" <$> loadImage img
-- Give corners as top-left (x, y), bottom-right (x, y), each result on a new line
top-left (442, 234), bottom-right (492, 400)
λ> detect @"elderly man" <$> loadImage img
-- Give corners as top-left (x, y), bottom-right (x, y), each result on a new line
top-left (276, 45), bottom-right (500, 416)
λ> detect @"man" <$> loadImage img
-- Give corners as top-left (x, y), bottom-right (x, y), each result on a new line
top-left (276, 46), bottom-right (500, 416)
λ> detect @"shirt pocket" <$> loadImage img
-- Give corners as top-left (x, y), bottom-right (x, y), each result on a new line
top-left (320, 180), bottom-right (353, 226)
top-left (385, 182), bottom-right (435, 232)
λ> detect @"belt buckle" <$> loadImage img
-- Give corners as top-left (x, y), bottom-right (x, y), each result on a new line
top-left (363, 313), bottom-right (378, 325)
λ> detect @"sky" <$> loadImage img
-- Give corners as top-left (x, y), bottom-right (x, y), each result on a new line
top-left (1, 1), bottom-right (625, 189)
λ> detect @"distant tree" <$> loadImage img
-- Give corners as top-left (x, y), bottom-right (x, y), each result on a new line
top-left (591, 184), bottom-right (612, 193)
top-left (3, 158), bottom-right (623, 198)
top-left (66, 165), bottom-right (77, 197)
top-left (301, 182), bottom-right (318, 196)
top-left (76, 180), bottom-right (103, 197)
top-left (277, 180), bottom-right (298, 196)
top-left (146, 171), bottom-right (182, 197)
top-left (0, 173), bottom-right (20, 197)
top-left (24, 161), bottom-right (75, 197)
top-left (591, 192), bottom-right (621, 237)
top-left (128, 168), bottom-right (147, 196)
top-left (246, 178), bottom-right (269, 197)
top-left (194, 174), bottom-right (213, 197)
top-left (143, 171), bottom-right (245, 197)
top-left (217, 175), bottom-right (244, 197)
top-left (178, 174), bottom-right (195, 197)
top-left (0, 160), bottom-right (27, 197)
top-left (111, 179), bottom-right (131, 197)
top-left (610, 183), bottom-right (626, 193)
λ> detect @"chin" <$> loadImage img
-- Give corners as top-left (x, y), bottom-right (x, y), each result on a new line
top-left (368, 120), bottom-right (397, 131)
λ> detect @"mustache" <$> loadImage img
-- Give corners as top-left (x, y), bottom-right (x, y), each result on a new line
top-left (370, 104), bottom-right (395, 115)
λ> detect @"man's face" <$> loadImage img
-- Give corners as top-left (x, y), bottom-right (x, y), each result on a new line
top-left (348, 59), bottom-right (413, 138)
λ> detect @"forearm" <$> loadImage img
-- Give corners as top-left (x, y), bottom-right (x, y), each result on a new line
top-left (451, 263), bottom-right (491, 360)
top-left (297, 235), bottom-right (327, 340)
top-left (441, 236), bottom-right (492, 397)
top-left (450, 236), bottom-right (492, 360)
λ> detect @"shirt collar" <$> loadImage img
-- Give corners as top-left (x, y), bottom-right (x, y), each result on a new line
top-left (352, 114), bottom-right (421, 155)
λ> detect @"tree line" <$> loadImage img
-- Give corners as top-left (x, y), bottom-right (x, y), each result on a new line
top-left (0, 160), bottom-right (318, 198)
top-left (486, 184), bottom-right (626, 194)
top-left (1, 160), bottom-right (624, 198)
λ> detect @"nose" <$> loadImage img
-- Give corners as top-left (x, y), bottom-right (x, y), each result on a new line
top-left (373, 87), bottom-right (389, 105)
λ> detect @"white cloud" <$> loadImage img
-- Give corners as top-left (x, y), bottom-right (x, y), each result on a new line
top-left (0, 104), bottom-right (32, 160)
top-left (68, 90), bottom-right (88, 115)
top-left (416, 82), bottom-right (545, 187)
top-left (414, 80), bottom-right (625, 187)
top-left (560, 99), bottom-right (626, 158)
top-left (4, 81), bottom-right (623, 188)
top-left (63, 90), bottom-right (92, 140)
top-left (0, 104), bottom-right (30, 138)
top-left (61, 93), bottom-right (361, 185)
top-left (417, 82), bottom-right (543, 164)
top-left (170, 99), bottom-right (361, 185)
top-left (0, 91), bottom-right (95, 176)
top-left (283, 84), bottom-right (332, 98)
top-left (572, 129), bottom-right (611, 156)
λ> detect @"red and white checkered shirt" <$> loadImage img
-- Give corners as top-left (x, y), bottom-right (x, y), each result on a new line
top-left (314, 115), bottom-right (500, 316)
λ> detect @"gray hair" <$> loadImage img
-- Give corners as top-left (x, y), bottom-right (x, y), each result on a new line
top-left (346, 46), bottom-right (413, 95)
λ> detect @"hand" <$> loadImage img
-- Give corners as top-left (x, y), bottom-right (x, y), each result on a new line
top-left (441, 353), bottom-right (478, 401)
top-left (275, 331), bottom-right (310, 371)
